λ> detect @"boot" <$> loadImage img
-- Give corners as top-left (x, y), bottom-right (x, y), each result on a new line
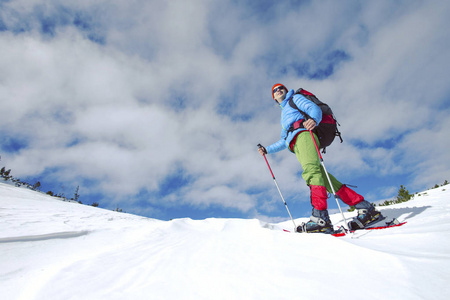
top-left (297, 208), bottom-right (333, 233)
top-left (348, 200), bottom-right (382, 230)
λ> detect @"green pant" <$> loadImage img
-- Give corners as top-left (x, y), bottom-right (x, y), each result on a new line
top-left (293, 131), bottom-right (342, 193)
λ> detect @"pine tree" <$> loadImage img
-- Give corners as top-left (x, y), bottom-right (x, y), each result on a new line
top-left (396, 185), bottom-right (412, 203)
top-left (32, 181), bottom-right (41, 191)
top-left (74, 186), bottom-right (80, 202)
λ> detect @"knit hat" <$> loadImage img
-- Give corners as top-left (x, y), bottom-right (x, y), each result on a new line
top-left (272, 83), bottom-right (287, 100)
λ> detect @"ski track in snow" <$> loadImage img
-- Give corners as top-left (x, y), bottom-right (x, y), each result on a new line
top-left (0, 231), bottom-right (90, 243)
top-left (1, 182), bottom-right (450, 299)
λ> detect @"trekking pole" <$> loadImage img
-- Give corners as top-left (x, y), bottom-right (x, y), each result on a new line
top-left (308, 131), bottom-right (350, 231)
top-left (258, 144), bottom-right (297, 232)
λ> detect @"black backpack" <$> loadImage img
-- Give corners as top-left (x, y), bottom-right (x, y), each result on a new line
top-left (288, 88), bottom-right (343, 152)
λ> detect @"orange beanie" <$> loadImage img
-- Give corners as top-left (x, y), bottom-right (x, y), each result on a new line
top-left (271, 83), bottom-right (287, 99)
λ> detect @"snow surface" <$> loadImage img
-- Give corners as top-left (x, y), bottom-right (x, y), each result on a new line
top-left (1, 181), bottom-right (450, 300)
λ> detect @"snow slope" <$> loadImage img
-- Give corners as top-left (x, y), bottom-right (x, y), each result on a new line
top-left (1, 181), bottom-right (449, 300)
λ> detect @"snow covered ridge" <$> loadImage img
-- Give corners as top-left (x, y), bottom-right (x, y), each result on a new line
top-left (1, 182), bottom-right (450, 299)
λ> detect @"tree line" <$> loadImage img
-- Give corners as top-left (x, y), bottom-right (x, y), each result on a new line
top-left (348, 180), bottom-right (448, 211)
top-left (379, 180), bottom-right (448, 207)
top-left (0, 166), bottom-right (88, 204)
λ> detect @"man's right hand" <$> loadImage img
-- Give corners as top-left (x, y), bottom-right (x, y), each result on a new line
top-left (258, 145), bottom-right (267, 156)
top-left (303, 119), bottom-right (317, 131)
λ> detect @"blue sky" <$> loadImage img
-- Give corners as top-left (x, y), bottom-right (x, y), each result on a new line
top-left (1, 0), bottom-right (449, 222)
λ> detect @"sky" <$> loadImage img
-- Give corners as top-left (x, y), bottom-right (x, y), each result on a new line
top-left (1, 0), bottom-right (449, 222)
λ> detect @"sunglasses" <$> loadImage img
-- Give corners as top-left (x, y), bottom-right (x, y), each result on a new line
top-left (273, 86), bottom-right (285, 94)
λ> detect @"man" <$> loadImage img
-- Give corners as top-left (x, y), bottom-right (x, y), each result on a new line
top-left (258, 83), bottom-right (381, 233)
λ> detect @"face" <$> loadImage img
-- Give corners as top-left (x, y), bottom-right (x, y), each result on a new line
top-left (273, 86), bottom-right (286, 103)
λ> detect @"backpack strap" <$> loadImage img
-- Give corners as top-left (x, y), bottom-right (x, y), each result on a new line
top-left (288, 97), bottom-right (310, 121)
top-left (286, 97), bottom-right (315, 135)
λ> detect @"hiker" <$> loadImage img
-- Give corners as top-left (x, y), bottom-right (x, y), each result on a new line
top-left (258, 83), bottom-right (381, 233)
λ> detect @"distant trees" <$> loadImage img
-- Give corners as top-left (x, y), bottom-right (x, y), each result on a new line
top-left (1, 166), bottom-right (79, 200)
top-left (348, 180), bottom-right (448, 211)
top-left (2, 167), bottom-right (41, 191)
top-left (1, 165), bottom-right (106, 210)
top-left (1, 167), bottom-right (12, 181)
top-left (433, 180), bottom-right (448, 189)
top-left (74, 185), bottom-right (80, 203)
top-left (32, 181), bottom-right (41, 191)
top-left (379, 185), bottom-right (413, 207)
top-left (396, 185), bottom-right (412, 202)
top-left (377, 180), bottom-right (448, 208)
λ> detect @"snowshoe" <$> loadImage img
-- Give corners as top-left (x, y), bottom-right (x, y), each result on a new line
top-left (348, 206), bottom-right (382, 230)
top-left (297, 219), bottom-right (334, 233)
top-left (297, 209), bottom-right (334, 234)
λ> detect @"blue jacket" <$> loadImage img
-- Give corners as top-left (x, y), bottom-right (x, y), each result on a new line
top-left (266, 89), bottom-right (322, 154)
